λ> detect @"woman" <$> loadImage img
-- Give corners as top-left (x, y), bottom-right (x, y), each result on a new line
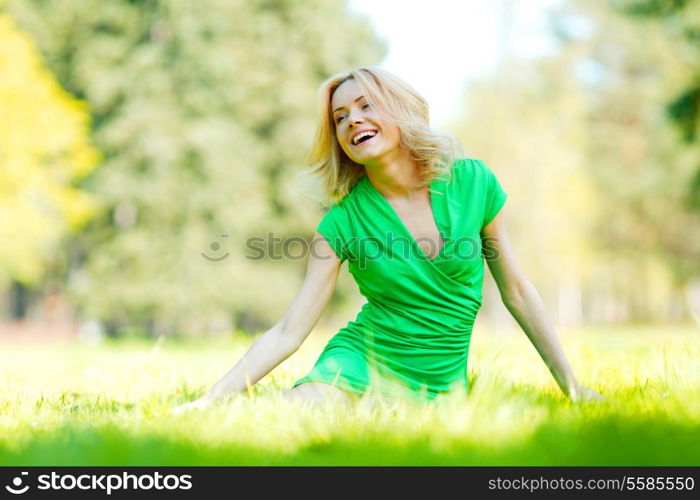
top-left (173, 67), bottom-right (603, 413)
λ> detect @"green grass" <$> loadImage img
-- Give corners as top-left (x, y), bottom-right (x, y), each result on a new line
top-left (1, 324), bottom-right (699, 465)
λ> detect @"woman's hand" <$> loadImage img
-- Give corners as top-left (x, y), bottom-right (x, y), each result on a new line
top-left (569, 383), bottom-right (605, 403)
top-left (171, 397), bottom-right (213, 415)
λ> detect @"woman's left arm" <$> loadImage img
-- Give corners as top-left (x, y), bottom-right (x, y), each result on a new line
top-left (480, 208), bottom-right (604, 403)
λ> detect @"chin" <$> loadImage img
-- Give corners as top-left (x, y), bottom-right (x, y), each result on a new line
top-left (349, 147), bottom-right (384, 164)
top-left (350, 154), bottom-right (376, 166)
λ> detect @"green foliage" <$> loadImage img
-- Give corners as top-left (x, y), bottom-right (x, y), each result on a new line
top-left (6, 0), bottom-right (385, 335)
top-left (612, 0), bottom-right (694, 16)
top-left (0, 14), bottom-right (99, 287)
top-left (668, 87), bottom-right (700, 142)
top-left (614, 0), bottom-right (700, 140)
top-left (0, 327), bottom-right (698, 465)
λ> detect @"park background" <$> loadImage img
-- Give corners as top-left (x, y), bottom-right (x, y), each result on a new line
top-left (1, 0), bottom-right (699, 465)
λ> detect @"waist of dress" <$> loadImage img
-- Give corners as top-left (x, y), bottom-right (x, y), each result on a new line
top-left (337, 312), bottom-right (474, 352)
top-left (362, 300), bottom-right (476, 334)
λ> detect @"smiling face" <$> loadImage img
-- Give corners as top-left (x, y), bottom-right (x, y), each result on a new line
top-left (330, 78), bottom-right (402, 166)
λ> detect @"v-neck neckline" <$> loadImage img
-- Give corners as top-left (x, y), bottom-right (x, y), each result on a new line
top-left (362, 173), bottom-right (448, 263)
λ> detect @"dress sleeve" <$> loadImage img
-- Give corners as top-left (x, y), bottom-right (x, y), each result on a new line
top-left (316, 202), bottom-right (351, 264)
top-left (477, 159), bottom-right (508, 229)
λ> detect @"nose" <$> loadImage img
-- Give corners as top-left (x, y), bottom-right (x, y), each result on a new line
top-left (347, 109), bottom-right (364, 128)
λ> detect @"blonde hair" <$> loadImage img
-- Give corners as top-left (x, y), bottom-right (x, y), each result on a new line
top-left (295, 66), bottom-right (463, 206)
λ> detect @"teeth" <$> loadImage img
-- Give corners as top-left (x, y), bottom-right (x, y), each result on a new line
top-left (352, 130), bottom-right (377, 145)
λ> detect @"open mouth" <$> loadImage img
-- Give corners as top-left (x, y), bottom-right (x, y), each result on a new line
top-left (352, 130), bottom-right (378, 146)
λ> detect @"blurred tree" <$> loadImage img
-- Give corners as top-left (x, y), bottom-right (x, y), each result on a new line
top-left (0, 13), bottom-right (99, 316)
top-left (613, 1), bottom-right (699, 137)
top-left (557, 0), bottom-right (700, 320)
top-left (611, 0), bottom-right (700, 206)
top-left (452, 0), bottom-right (700, 324)
top-left (6, 0), bottom-right (384, 336)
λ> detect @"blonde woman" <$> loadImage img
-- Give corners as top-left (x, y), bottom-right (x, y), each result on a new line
top-left (173, 67), bottom-right (603, 413)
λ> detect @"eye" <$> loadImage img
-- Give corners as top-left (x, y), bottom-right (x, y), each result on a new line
top-left (335, 114), bottom-right (347, 124)
top-left (362, 102), bottom-right (371, 110)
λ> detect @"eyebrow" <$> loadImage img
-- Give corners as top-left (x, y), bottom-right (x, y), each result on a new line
top-left (332, 95), bottom-right (366, 114)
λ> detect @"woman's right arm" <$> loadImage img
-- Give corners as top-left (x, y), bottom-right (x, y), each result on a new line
top-left (172, 232), bottom-right (341, 412)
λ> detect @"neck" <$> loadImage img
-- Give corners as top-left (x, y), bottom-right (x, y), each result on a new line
top-left (362, 148), bottom-right (425, 200)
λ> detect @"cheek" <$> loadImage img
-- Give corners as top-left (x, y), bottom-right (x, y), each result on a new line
top-left (383, 127), bottom-right (400, 146)
top-left (335, 124), bottom-right (347, 142)
top-left (335, 131), bottom-right (353, 158)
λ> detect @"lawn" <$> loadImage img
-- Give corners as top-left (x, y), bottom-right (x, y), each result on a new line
top-left (0, 324), bottom-right (698, 466)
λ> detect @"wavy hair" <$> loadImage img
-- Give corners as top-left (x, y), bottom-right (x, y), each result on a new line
top-left (294, 66), bottom-right (463, 206)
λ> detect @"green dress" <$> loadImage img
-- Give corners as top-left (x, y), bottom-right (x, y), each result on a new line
top-left (292, 158), bottom-right (508, 402)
